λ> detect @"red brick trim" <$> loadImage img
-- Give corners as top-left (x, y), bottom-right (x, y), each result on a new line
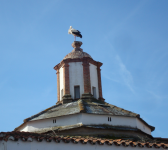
top-left (56, 70), bottom-right (60, 102)
top-left (54, 57), bottom-right (104, 101)
top-left (63, 61), bottom-right (70, 95)
top-left (83, 58), bottom-right (91, 94)
top-left (54, 57), bottom-right (98, 71)
top-left (97, 63), bottom-right (104, 101)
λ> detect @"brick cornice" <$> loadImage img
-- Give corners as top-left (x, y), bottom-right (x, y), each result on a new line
top-left (54, 57), bottom-right (103, 71)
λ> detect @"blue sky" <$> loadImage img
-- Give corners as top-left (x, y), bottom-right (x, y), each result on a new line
top-left (0, 0), bottom-right (168, 138)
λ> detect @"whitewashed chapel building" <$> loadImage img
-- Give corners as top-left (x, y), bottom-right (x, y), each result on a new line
top-left (0, 41), bottom-right (167, 150)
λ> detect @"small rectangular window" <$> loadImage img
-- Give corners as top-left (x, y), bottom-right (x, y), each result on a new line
top-left (53, 119), bottom-right (56, 123)
top-left (61, 89), bottom-right (63, 100)
top-left (108, 117), bottom-right (111, 122)
top-left (92, 87), bottom-right (96, 98)
top-left (74, 86), bottom-right (80, 99)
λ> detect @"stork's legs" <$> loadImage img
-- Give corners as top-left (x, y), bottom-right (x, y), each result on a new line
top-left (74, 36), bottom-right (76, 41)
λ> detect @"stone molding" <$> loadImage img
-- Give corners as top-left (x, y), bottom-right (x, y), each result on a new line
top-left (71, 41), bottom-right (83, 48)
top-left (62, 94), bottom-right (73, 104)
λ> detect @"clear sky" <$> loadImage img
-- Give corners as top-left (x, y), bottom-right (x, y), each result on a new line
top-left (0, 0), bottom-right (168, 138)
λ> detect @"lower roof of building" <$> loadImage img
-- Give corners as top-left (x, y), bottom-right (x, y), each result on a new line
top-left (14, 99), bottom-right (155, 132)
top-left (1, 131), bottom-right (168, 147)
top-left (30, 123), bottom-right (152, 138)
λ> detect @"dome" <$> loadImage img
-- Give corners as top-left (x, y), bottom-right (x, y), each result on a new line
top-left (63, 41), bottom-right (92, 60)
top-left (63, 49), bottom-right (92, 60)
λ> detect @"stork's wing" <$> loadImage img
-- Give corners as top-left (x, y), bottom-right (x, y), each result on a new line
top-left (71, 29), bottom-right (79, 33)
top-left (77, 30), bottom-right (81, 33)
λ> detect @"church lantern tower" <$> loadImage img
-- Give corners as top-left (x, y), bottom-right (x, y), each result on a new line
top-left (54, 41), bottom-right (104, 104)
top-left (15, 33), bottom-right (155, 139)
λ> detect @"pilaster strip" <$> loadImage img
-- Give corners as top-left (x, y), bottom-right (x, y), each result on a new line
top-left (63, 61), bottom-right (70, 95)
top-left (97, 63), bottom-right (103, 100)
top-left (83, 58), bottom-right (91, 94)
top-left (56, 70), bottom-right (60, 102)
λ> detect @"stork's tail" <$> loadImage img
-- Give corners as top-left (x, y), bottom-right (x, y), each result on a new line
top-left (79, 34), bottom-right (82, 38)
top-left (74, 32), bottom-right (82, 38)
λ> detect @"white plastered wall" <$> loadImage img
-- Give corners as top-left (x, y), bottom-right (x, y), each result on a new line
top-left (82, 113), bottom-right (137, 128)
top-left (81, 114), bottom-right (151, 135)
top-left (69, 62), bottom-right (84, 99)
top-left (59, 66), bottom-right (64, 100)
top-left (19, 113), bottom-right (151, 135)
top-left (89, 63), bottom-right (99, 99)
top-left (19, 123), bottom-right (28, 131)
top-left (136, 118), bottom-right (151, 135)
top-left (20, 114), bottom-right (82, 132)
top-left (0, 139), bottom-right (158, 150)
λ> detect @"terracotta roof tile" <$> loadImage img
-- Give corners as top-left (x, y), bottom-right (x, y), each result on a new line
top-left (107, 141), bottom-right (113, 145)
top-left (0, 132), bottom-right (168, 149)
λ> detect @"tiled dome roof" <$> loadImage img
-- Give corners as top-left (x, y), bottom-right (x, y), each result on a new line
top-left (63, 41), bottom-right (92, 60)
top-left (63, 50), bottom-right (92, 60)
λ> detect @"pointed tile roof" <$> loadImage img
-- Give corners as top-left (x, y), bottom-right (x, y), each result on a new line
top-left (14, 99), bottom-right (155, 132)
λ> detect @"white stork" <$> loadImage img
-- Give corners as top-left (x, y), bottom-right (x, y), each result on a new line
top-left (68, 26), bottom-right (82, 41)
